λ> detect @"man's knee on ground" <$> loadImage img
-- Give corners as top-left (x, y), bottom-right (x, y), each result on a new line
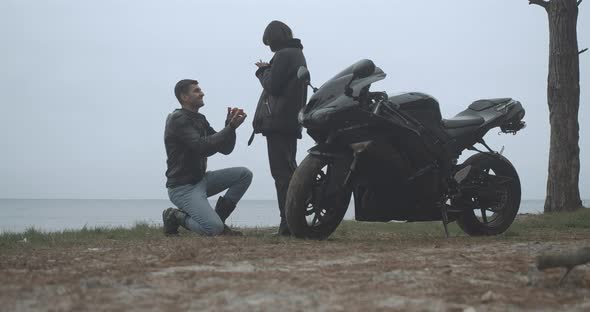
top-left (203, 218), bottom-right (225, 236)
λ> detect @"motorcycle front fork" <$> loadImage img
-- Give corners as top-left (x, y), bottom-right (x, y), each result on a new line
top-left (342, 152), bottom-right (360, 190)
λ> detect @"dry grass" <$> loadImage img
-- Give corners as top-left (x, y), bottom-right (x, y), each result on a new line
top-left (2, 209), bottom-right (589, 251)
top-left (1, 210), bottom-right (590, 311)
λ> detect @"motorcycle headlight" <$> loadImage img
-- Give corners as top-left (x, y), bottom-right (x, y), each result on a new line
top-left (350, 140), bottom-right (372, 153)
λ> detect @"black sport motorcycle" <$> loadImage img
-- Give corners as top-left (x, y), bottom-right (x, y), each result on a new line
top-left (285, 59), bottom-right (526, 240)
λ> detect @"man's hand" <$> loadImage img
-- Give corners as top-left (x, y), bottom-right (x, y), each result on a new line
top-left (225, 107), bottom-right (235, 126)
top-left (226, 107), bottom-right (247, 129)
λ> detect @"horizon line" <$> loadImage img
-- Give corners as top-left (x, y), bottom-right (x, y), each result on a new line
top-left (1, 197), bottom-right (584, 201)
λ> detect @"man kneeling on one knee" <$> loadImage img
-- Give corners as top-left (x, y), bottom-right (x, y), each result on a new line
top-left (163, 79), bottom-right (252, 236)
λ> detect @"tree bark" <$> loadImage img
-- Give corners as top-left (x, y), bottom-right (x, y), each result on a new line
top-left (531, 0), bottom-right (584, 212)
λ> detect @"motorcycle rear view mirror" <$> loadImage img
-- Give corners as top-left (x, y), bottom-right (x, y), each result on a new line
top-left (297, 66), bottom-right (318, 93)
top-left (297, 66), bottom-right (310, 81)
top-left (345, 59), bottom-right (376, 97)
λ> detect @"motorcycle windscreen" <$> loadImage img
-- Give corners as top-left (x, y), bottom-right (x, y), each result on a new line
top-left (299, 63), bottom-right (386, 128)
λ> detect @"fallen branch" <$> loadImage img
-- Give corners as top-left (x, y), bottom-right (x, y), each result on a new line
top-left (536, 246), bottom-right (590, 285)
top-left (579, 48), bottom-right (588, 55)
top-left (536, 246), bottom-right (590, 269)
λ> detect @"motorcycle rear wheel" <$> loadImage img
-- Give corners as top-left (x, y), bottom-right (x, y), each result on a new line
top-left (454, 153), bottom-right (521, 236)
top-left (286, 154), bottom-right (352, 240)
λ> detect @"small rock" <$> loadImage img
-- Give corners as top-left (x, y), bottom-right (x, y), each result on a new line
top-left (527, 264), bottom-right (540, 286)
top-left (463, 307), bottom-right (477, 312)
top-left (481, 290), bottom-right (497, 303)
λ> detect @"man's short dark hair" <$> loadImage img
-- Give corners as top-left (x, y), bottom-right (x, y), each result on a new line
top-left (174, 79), bottom-right (199, 103)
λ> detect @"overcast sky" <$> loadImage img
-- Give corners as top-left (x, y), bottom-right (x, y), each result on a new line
top-left (0, 0), bottom-right (588, 200)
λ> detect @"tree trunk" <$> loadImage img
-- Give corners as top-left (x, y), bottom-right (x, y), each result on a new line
top-left (531, 0), bottom-right (583, 212)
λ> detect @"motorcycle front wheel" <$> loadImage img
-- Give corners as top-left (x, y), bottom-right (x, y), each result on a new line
top-left (453, 153), bottom-right (521, 236)
top-left (285, 154), bottom-right (352, 240)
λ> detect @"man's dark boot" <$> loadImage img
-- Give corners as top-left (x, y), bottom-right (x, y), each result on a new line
top-left (162, 207), bottom-right (188, 236)
top-left (162, 207), bottom-right (179, 236)
top-left (215, 197), bottom-right (242, 236)
top-left (277, 217), bottom-right (291, 236)
top-left (214, 196), bottom-right (236, 222)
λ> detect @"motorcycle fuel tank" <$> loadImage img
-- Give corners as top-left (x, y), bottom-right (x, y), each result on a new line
top-left (388, 92), bottom-right (443, 125)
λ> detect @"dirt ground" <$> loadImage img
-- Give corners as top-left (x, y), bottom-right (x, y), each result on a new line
top-left (1, 228), bottom-right (590, 312)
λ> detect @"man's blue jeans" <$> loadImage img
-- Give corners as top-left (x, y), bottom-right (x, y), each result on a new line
top-left (167, 167), bottom-right (253, 235)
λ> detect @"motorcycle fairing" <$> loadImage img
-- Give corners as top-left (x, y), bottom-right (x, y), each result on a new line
top-left (299, 61), bottom-right (386, 129)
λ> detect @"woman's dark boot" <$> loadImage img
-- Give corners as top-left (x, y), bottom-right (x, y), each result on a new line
top-left (277, 218), bottom-right (291, 236)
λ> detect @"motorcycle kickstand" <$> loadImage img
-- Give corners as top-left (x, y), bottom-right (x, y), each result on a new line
top-left (439, 203), bottom-right (450, 238)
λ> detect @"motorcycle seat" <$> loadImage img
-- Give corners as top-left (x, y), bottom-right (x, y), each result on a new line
top-left (442, 98), bottom-right (512, 129)
top-left (441, 113), bottom-right (484, 129)
top-left (469, 98), bottom-right (512, 111)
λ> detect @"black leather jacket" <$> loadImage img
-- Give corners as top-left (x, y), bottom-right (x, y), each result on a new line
top-left (164, 109), bottom-right (235, 188)
top-left (251, 38), bottom-right (307, 140)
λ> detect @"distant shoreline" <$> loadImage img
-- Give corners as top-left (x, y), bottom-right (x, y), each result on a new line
top-left (1, 199), bottom-right (587, 235)
top-left (4, 198), bottom-right (588, 201)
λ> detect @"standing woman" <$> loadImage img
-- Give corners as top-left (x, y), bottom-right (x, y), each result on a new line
top-left (250, 21), bottom-right (308, 236)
